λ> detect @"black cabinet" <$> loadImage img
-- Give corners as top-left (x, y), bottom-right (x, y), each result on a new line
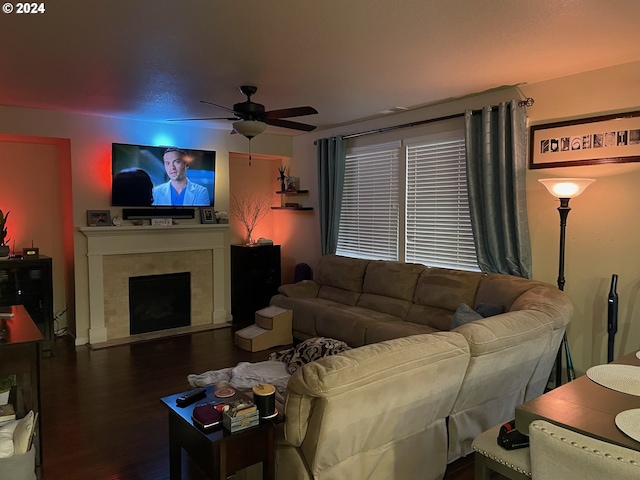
top-left (0, 256), bottom-right (53, 341)
top-left (231, 245), bottom-right (281, 325)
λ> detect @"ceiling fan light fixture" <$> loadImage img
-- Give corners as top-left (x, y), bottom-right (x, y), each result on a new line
top-left (233, 120), bottom-right (267, 139)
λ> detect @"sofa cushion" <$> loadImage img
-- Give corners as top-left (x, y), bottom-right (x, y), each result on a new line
top-left (475, 274), bottom-right (538, 311)
top-left (315, 306), bottom-right (402, 347)
top-left (365, 320), bottom-right (439, 344)
top-left (362, 261), bottom-right (425, 301)
top-left (414, 268), bottom-right (484, 312)
top-left (317, 285), bottom-right (361, 306)
top-left (314, 255), bottom-right (369, 293)
top-left (356, 293), bottom-right (414, 319)
top-left (404, 303), bottom-right (455, 331)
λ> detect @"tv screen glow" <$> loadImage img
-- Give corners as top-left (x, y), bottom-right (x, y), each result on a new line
top-left (111, 143), bottom-right (215, 207)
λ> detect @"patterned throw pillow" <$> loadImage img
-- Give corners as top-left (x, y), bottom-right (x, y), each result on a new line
top-left (269, 337), bottom-right (351, 374)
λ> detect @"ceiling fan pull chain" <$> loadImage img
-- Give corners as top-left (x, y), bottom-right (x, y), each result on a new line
top-left (248, 139), bottom-right (252, 166)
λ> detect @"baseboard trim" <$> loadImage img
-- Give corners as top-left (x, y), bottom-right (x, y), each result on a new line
top-left (88, 323), bottom-right (230, 350)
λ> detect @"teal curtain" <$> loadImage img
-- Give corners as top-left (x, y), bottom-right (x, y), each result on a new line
top-left (465, 100), bottom-right (532, 278)
top-left (316, 136), bottom-right (346, 255)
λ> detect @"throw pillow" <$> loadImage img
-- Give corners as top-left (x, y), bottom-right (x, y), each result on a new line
top-left (270, 337), bottom-right (351, 374)
top-left (0, 419), bottom-right (18, 458)
top-left (475, 302), bottom-right (505, 318)
top-left (451, 303), bottom-right (483, 329)
top-left (13, 410), bottom-right (36, 455)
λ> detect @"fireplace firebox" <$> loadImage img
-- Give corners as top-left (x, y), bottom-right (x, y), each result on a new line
top-left (129, 272), bottom-right (190, 335)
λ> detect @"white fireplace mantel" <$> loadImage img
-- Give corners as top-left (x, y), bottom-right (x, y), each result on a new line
top-left (80, 224), bottom-right (230, 345)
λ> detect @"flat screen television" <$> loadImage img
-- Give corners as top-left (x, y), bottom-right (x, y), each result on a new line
top-left (111, 143), bottom-right (215, 207)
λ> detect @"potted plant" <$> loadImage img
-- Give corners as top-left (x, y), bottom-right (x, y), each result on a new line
top-left (0, 209), bottom-right (9, 257)
top-left (0, 375), bottom-right (11, 405)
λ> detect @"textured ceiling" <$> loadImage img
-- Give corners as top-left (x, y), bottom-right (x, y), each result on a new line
top-left (1, 0), bottom-right (639, 134)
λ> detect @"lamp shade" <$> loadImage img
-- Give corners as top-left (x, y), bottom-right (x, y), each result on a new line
top-left (233, 120), bottom-right (267, 139)
top-left (538, 178), bottom-right (595, 198)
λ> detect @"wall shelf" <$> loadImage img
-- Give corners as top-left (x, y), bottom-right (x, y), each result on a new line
top-left (275, 190), bottom-right (308, 194)
top-left (271, 206), bottom-right (313, 211)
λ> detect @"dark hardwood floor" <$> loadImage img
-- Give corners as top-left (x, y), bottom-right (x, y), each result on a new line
top-left (38, 328), bottom-right (501, 479)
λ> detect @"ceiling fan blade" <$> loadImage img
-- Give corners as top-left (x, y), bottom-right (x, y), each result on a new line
top-left (200, 100), bottom-right (238, 115)
top-left (265, 106), bottom-right (318, 119)
top-left (167, 116), bottom-right (237, 122)
top-left (265, 118), bottom-right (317, 132)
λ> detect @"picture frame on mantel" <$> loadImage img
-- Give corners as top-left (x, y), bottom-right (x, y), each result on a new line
top-left (86, 210), bottom-right (111, 227)
top-left (529, 110), bottom-right (640, 169)
top-left (200, 207), bottom-right (216, 224)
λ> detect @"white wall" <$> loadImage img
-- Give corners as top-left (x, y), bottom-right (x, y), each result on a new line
top-left (0, 106), bottom-right (292, 344)
top-left (521, 60), bottom-right (640, 374)
top-left (0, 136), bottom-right (72, 328)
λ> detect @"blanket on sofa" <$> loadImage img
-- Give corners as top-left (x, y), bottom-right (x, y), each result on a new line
top-left (187, 337), bottom-right (352, 406)
top-left (187, 361), bottom-right (291, 406)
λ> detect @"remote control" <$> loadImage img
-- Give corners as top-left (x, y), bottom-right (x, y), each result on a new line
top-left (176, 388), bottom-right (207, 407)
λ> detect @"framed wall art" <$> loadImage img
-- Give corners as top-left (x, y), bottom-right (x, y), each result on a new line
top-left (529, 111), bottom-right (640, 169)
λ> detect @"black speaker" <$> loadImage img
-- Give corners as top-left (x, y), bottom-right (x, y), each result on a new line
top-left (122, 208), bottom-right (195, 219)
top-left (231, 245), bottom-right (281, 325)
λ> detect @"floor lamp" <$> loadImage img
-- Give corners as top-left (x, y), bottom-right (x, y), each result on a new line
top-left (539, 178), bottom-right (595, 386)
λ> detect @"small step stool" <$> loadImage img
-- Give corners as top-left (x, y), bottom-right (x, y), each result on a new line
top-left (235, 306), bottom-right (293, 352)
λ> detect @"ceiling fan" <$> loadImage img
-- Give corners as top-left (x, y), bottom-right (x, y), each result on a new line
top-left (170, 85), bottom-right (318, 139)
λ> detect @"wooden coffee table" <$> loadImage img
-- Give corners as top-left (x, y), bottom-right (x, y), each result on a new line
top-left (161, 385), bottom-right (279, 480)
top-left (515, 351), bottom-right (640, 451)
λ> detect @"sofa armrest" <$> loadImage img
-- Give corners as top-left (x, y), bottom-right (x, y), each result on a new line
top-left (278, 280), bottom-right (320, 298)
top-left (283, 392), bottom-right (315, 447)
top-left (281, 332), bottom-right (470, 475)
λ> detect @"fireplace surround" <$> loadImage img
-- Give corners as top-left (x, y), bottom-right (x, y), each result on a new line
top-left (80, 224), bottom-right (230, 347)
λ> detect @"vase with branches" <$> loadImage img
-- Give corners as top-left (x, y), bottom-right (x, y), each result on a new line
top-left (231, 192), bottom-right (271, 245)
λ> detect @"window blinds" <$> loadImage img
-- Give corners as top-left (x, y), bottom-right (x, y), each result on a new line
top-left (405, 134), bottom-right (479, 270)
top-left (336, 142), bottom-right (400, 260)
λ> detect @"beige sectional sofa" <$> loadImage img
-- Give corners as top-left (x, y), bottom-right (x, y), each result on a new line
top-left (270, 254), bottom-right (573, 476)
top-left (276, 332), bottom-right (471, 480)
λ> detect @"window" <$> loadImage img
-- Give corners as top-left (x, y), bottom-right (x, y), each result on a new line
top-left (336, 143), bottom-right (399, 260)
top-left (336, 131), bottom-right (479, 271)
top-left (405, 133), bottom-right (478, 270)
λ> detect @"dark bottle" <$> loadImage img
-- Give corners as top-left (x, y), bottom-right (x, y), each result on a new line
top-left (607, 274), bottom-right (618, 363)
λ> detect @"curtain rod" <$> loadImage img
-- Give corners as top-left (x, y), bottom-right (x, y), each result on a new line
top-left (318, 98), bottom-right (534, 142)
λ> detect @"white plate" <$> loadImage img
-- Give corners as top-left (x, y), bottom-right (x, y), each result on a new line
top-left (616, 409), bottom-right (640, 443)
top-left (586, 364), bottom-right (640, 396)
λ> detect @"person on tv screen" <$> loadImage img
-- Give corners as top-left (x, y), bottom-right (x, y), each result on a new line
top-left (113, 168), bottom-right (154, 206)
top-left (152, 148), bottom-right (210, 206)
